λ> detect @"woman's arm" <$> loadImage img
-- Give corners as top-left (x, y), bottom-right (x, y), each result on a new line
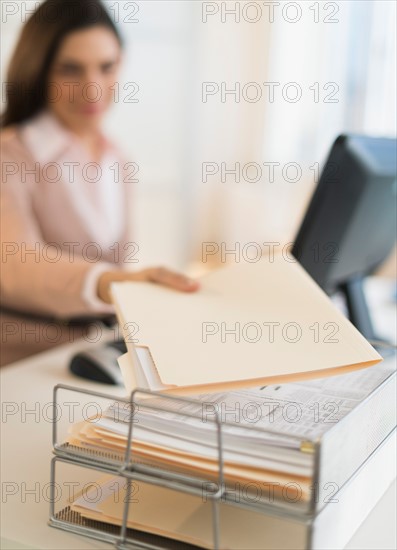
top-left (1, 144), bottom-right (198, 318)
top-left (1, 152), bottom-right (106, 318)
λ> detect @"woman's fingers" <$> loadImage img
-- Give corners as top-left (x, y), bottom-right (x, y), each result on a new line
top-left (98, 267), bottom-right (200, 303)
top-left (145, 267), bottom-right (200, 292)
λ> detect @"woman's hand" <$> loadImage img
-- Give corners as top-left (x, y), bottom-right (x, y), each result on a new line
top-left (97, 267), bottom-right (200, 304)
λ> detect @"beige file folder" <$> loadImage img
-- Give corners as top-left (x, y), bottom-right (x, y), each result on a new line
top-left (111, 254), bottom-right (381, 395)
top-left (70, 475), bottom-right (305, 550)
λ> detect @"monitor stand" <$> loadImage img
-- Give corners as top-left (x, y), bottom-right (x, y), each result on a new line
top-left (339, 276), bottom-right (395, 358)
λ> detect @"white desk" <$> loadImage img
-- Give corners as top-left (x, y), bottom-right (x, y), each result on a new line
top-left (1, 277), bottom-right (396, 549)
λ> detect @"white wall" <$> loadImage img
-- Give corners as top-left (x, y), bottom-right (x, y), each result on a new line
top-left (1, 0), bottom-right (396, 274)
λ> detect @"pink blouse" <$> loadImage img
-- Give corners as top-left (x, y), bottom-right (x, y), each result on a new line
top-left (1, 110), bottom-right (132, 363)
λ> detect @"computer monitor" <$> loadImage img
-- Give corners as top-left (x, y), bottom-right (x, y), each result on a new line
top-left (292, 134), bottom-right (397, 342)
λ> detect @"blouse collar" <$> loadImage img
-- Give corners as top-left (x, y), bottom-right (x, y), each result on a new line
top-left (19, 109), bottom-right (112, 165)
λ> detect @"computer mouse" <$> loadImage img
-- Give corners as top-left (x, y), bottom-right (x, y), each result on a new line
top-left (69, 345), bottom-right (124, 385)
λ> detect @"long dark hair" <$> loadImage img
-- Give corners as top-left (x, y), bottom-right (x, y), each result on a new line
top-left (1, 0), bottom-right (123, 128)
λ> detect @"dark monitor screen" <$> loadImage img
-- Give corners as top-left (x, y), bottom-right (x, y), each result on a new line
top-left (292, 134), bottom-right (397, 295)
top-left (292, 134), bottom-right (396, 343)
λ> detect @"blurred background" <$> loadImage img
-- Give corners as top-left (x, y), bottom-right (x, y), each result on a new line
top-left (1, 0), bottom-right (396, 273)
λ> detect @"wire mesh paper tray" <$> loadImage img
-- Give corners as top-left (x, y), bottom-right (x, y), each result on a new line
top-left (49, 384), bottom-right (319, 550)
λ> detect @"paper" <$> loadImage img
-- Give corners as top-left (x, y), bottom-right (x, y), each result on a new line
top-left (68, 362), bottom-right (394, 506)
top-left (70, 475), bottom-right (305, 549)
top-left (111, 254), bottom-right (381, 393)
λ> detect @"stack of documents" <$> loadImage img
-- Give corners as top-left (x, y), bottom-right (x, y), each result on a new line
top-left (68, 360), bottom-right (395, 504)
top-left (111, 254), bottom-right (381, 395)
top-left (66, 361), bottom-right (396, 548)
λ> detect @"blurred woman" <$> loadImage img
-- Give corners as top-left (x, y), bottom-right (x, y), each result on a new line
top-left (1, 0), bottom-right (198, 365)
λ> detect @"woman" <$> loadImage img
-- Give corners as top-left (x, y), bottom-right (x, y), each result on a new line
top-left (1, 0), bottom-right (199, 365)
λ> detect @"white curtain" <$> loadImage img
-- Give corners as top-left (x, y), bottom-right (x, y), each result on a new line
top-left (189, 0), bottom-right (396, 270)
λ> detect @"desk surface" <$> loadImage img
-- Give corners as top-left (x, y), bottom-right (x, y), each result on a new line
top-left (1, 277), bottom-right (396, 549)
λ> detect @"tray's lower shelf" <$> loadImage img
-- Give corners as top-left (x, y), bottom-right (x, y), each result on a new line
top-left (50, 506), bottom-right (203, 550)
